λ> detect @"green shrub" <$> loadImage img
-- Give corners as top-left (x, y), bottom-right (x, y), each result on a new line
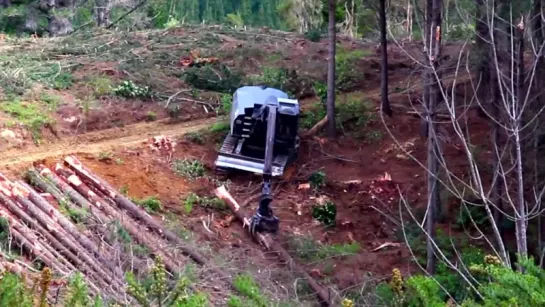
top-left (113, 80), bottom-right (151, 98)
top-left (312, 200), bottom-right (336, 226)
top-left (172, 159), bottom-right (206, 179)
top-left (304, 28), bottom-right (322, 42)
top-left (133, 196), bottom-right (163, 213)
top-left (309, 171), bottom-right (326, 189)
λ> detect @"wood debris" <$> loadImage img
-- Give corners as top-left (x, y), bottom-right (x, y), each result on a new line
top-left (373, 242), bottom-right (401, 252)
top-left (180, 49), bottom-right (220, 67)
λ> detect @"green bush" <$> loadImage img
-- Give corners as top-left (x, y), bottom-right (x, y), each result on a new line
top-left (376, 254), bottom-right (545, 307)
top-left (172, 159), bottom-right (206, 179)
top-left (304, 28), bottom-right (322, 42)
top-left (113, 80), bottom-right (151, 98)
top-left (312, 200), bottom-right (336, 226)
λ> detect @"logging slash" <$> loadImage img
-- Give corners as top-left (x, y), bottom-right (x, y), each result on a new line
top-left (214, 185), bottom-right (333, 306)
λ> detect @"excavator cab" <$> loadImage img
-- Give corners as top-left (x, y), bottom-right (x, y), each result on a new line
top-left (215, 86), bottom-right (301, 234)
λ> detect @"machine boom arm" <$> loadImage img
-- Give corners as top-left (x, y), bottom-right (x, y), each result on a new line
top-left (251, 103), bottom-right (280, 233)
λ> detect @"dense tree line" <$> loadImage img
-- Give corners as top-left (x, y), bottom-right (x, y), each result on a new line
top-left (0, 0), bottom-right (404, 37)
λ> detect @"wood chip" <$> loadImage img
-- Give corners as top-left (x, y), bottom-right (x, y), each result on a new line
top-left (373, 242), bottom-right (401, 252)
top-left (298, 183), bottom-right (311, 190)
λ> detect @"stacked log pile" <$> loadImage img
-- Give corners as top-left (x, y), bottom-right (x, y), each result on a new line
top-left (0, 155), bottom-right (220, 304)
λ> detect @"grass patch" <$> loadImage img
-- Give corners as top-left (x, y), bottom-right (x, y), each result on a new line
top-left (288, 235), bottom-right (360, 263)
top-left (230, 274), bottom-right (270, 307)
top-left (85, 75), bottom-right (113, 97)
top-left (301, 98), bottom-right (377, 138)
top-left (145, 111), bottom-right (157, 122)
top-left (209, 121), bottom-right (230, 134)
top-left (0, 98), bottom-right (54, 143)
top-left (58, 200), bottom-right (89, 224)
top-left (132, 196), bottom-right (163, 213)
top-left (312, 200), bottom-right (337, 226)
top-left (183, 131), bottom-right (205, 145)
top-left (182, 192), bottom-right (227, 214)
top-left (172, 159), bottom-right (206, 179)
top-left (309, 171), bottom-right (326, 190)
top-left (39, 92), bottom-right (61, 109)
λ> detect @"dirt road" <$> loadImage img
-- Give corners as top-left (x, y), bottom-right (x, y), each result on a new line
top-left (0, 117), bottom-right (217, 168)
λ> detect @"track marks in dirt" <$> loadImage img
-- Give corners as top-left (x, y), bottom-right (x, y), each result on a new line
top-left (0, 117), bottom-right (217, 168)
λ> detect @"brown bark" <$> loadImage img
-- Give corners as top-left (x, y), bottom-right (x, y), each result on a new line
top-left (64, 156), bottom-right (216, 265)
top-left (29, 168), bottom-right (147, 274)
top-left (63, 156), bottom-right (240, 294)
top-left (0, 194), bottom-right (113, 297)
top-left (424, 0), bottom-right (443, 275)
top-left (53, 165), bottom-right (182, 273)
top-left (214, 186), bottom-right (332, 306)
top-left (0, 178), bottom-right (124, 292)
top-left (0, 207), bottom-right (70, 275)
top-left (17, 180), bottom-right (123, 278)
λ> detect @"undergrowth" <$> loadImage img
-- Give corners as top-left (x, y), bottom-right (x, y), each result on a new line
top-left (172, 159), bottom-right (206, 179)
top-left (182, 192), bottom-right (227, 214)
top-left (301, 98), bottom-right (376, 139)
top-left (288, 234), bottom-right (360, 263)
top-left (133, 196), bottom-right (163, 213)
top-left (1, 97), bottom-right (55, 143)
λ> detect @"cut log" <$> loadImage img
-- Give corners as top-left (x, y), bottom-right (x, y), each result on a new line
top-left (17, 180), bottom-right (123, 278)
top-left (64, 155), bottom-right (239, 293)
top-left (214, 185), bottom-right (333, 306)
top-left (0, 193), bottom-right (121, 300)
top-left (53, 165), bottom-right (182, 273)
top-left (0, 179), bottom-right (124, 291)
top-left (0, 209), bottom-right (70, 275)
top-left (36, 167), bottom-right (110, 223)
top-left (31, 167), bottom-right (148, 274)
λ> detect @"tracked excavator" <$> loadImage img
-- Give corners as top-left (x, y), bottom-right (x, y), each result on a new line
top-left (215, 86), bottom-right (300, 234)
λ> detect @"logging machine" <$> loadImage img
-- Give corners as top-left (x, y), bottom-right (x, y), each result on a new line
top-left (215, 86), bottom-right (300, 234)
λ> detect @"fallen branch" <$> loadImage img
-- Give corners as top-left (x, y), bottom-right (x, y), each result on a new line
top-left (303, 116), bottom-right (328, 138)
top-left (214, 185), bottom-right (333, 306)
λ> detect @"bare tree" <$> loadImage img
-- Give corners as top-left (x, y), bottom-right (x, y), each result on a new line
top-left (423, 0), bottom-right (444, 274)
top-left (384, 0), bottom-right (545, 273)
top-left (326, 0), bottom-right (336, 138)
top-left (95, 0), bottom-right (111, 27)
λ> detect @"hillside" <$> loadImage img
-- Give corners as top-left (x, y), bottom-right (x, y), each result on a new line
top-left (0, 25), bottom-right (493, 306)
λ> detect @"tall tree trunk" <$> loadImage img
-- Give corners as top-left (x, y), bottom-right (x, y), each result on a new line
top-left (514, 17), bottom-right (528, 260)
top-left (425, 0), bottom-right (443, 275)
top-left (379, 0), bottom-right (392, 117)
top-left (326, 0), bottom-right (336, 138)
